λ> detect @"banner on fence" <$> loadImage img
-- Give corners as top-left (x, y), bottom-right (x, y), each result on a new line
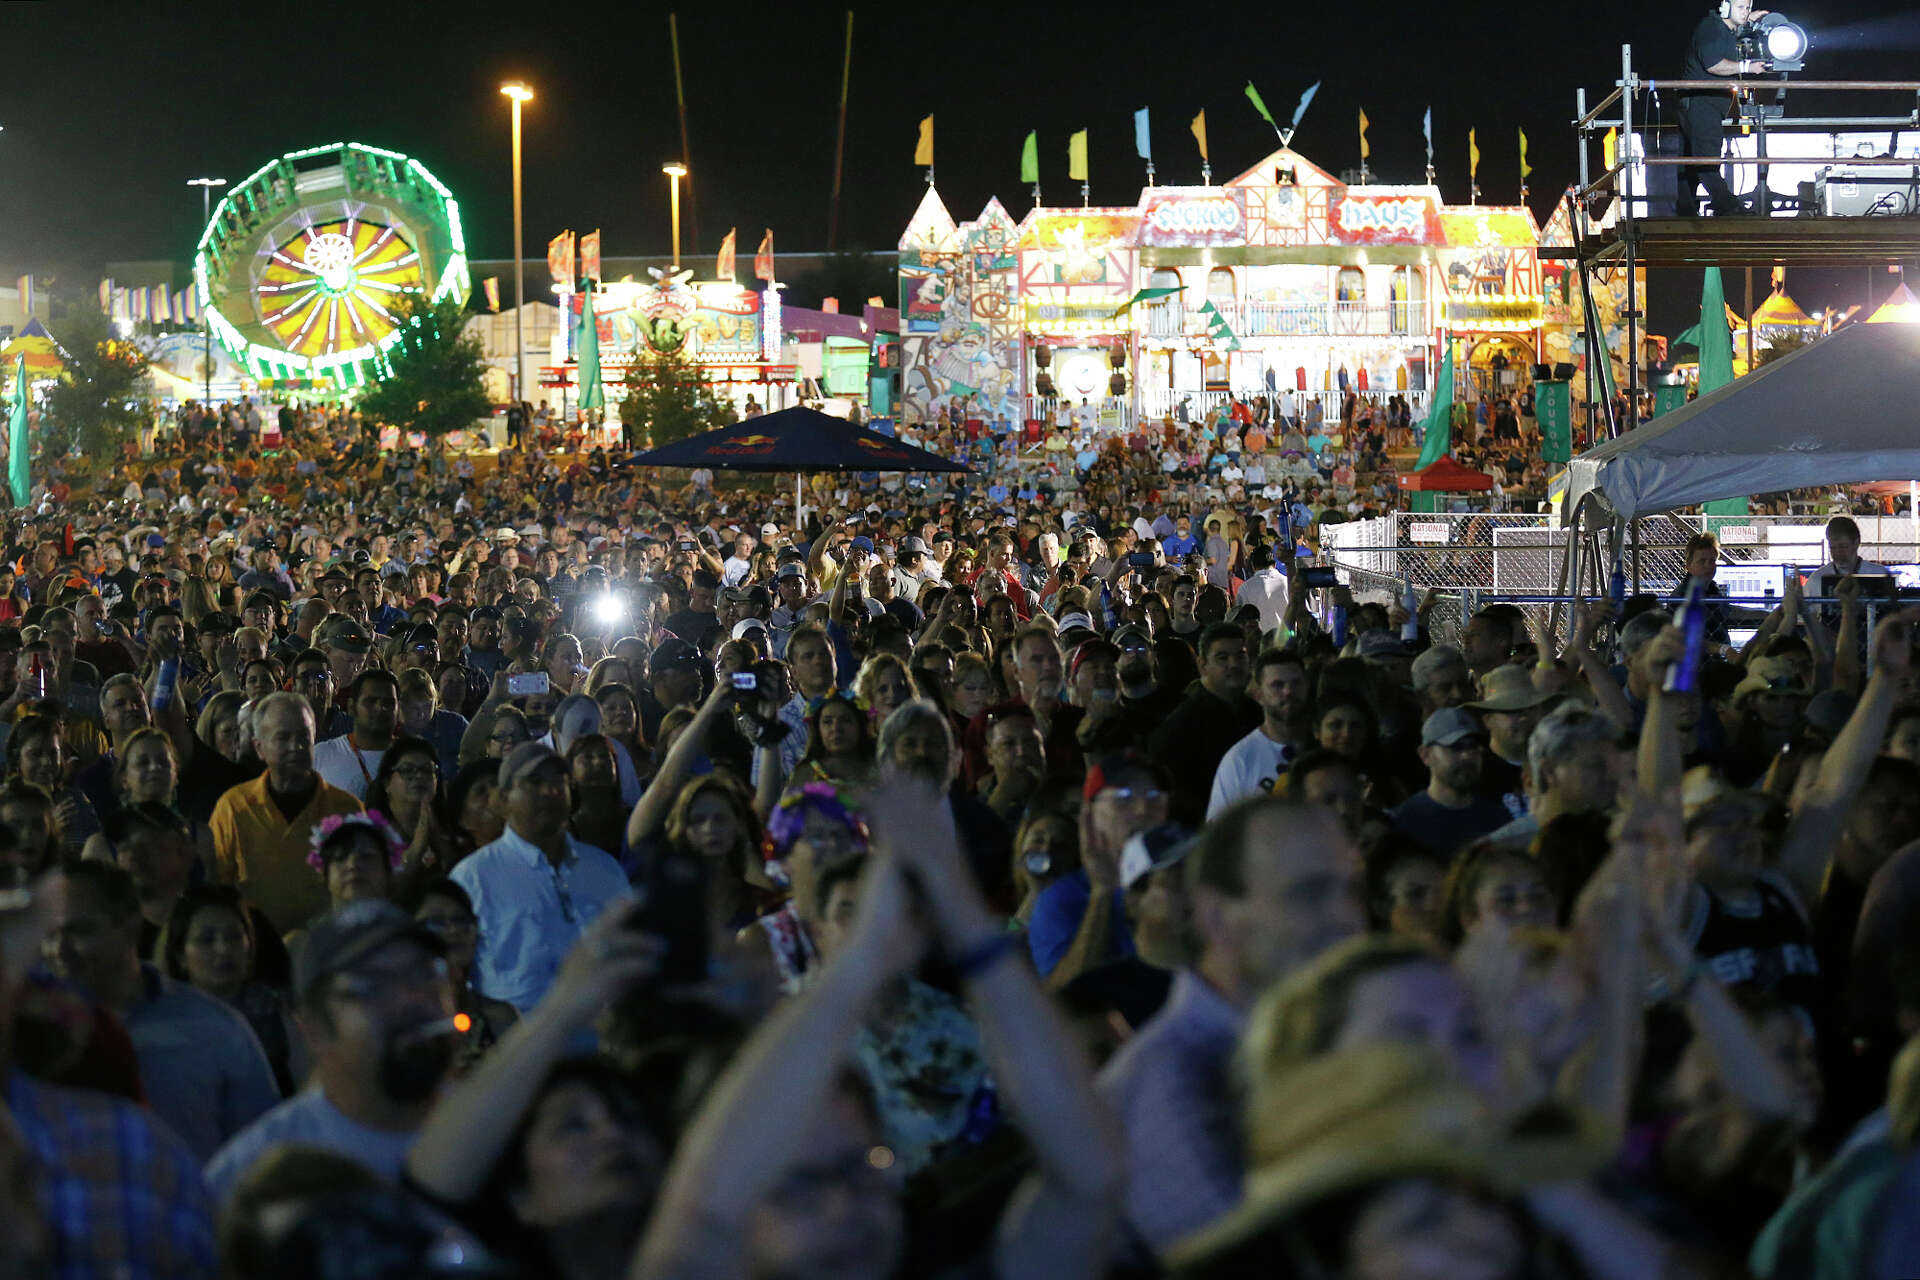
top-left (1535, 380), bottom-right (1573, 465)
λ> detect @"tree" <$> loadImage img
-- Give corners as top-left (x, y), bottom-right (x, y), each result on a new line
top-left (357, 293), bottom-right (492, 437)
top-left (619, 345), bottom-right (738, 446)
top-left (44, 304), bottom-right (151, 459)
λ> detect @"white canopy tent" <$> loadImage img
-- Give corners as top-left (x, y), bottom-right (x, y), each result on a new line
top-left (1564, 322), bottom-right (1920, 522)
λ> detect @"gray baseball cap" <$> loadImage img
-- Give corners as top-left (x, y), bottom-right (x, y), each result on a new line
top-left (1421, 706), bottom-right (1485, 747)
top-left (293, 900), bottom-right (444, 1003)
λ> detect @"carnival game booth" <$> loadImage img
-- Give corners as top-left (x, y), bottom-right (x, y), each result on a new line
top-left (552, 273), bottom-right (793, 416)
top-left (896, 149), bottom-right (1548, 434)
top-left (1399, 455), bottom-right (1494, 514)
top-left (1556, 323), bottom-right (1920, 611)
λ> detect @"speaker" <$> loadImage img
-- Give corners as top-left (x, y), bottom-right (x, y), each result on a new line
top-left (1553, 362), bottom-right (1577, 380)
top-left (1531, 363), bottom-right (1554, 381)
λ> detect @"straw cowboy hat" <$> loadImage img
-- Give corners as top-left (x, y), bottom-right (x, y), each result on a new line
top-left (1167, 1043), bottom-right (1608, 1268)
top-left (1464, 664), bottom-right (1564, 716)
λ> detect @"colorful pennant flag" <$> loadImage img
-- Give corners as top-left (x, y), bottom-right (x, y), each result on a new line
top-left (1245, 82), bottom-right (1277, 131)
top-left (1133, 108), bottom-right (1151, 162)
top-left (482, 277), bottom-right (500, 312)
top-left (14, 277), bottom-right (31, 318)
top-left (547, 231), bottom-right (575, 287)
top-left (1289, 82), bottom-right (1320, 136)
top-left (754, 229), bottom-right (775, 283)
top-left (1197, 300), bottom-right (1242, 351)
top-left (1602, 128), bottom-right (1617, 171)
top-left (1190, 110), bottom-right (1209, 161)
top-left (1423, 107), bottom-right (1433, 166)
top-left (97, 279), bottom-right (113, 313)
top-left (152, 284), bottom-right (170, 323)
top-left (579, 230), bottom-right (602, 284)
top-left (1518, 128), bottom-right (1532, 180)
top-left (914, 115), bottom-right (934, 167)
top-left (1067, 129), bottom-right (1088, 182)
top-left (1020, 131), bottom-right (1039, 186)
top-left (716, 228), bottom-right (737, 281)
top-left (1358, 109), bottom-right (1370, 160)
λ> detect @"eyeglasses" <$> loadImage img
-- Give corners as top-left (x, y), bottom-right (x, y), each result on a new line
top-left (392, 763), bottom-right (438, 782)
top-left (296, 670), bottom-right (332, 686)
top-left (1097, 786), bottom-right (1168, 807)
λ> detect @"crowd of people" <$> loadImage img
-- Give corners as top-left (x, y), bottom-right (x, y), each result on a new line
top-left (2, 394), bottom-right (1919, 1280)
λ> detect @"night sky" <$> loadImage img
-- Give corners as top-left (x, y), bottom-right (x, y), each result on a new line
top-left (3, 0), bottom-right (1916, 330)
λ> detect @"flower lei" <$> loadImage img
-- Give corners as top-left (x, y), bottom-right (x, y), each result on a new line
top-left (761, 782), bottom-right (869, 888)
top-left (307, 810), bottom-right (409, 872)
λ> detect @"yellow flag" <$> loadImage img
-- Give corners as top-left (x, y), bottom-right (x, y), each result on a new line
top-left (1602, 127), bottom-right (1617, 171)
top-left (1518, 128), bottom-right (1531, 179)
top-left (1771, 265), bottom-right (1786, 289)
top-left (1190, 110), bottom-right (1209, 161)
top-left (914, 115), bottom-right (934, 167)
top-left (1068, 129), bottom-right (1088, 182)
top-left (1469, 128), bottom-right (1480, 180)
top-left (1358, 108), bottom-right (1370, 160)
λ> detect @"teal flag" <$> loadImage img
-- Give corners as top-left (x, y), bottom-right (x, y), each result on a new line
top-left (7, 354), bottom-right (27, 508)
top-left (575, 281), bottom-right (604, 411)
top-left (1414, 343), bottom-right (1455, 468)
top-left (1653, 384), bottom-right (1688, 417)
top-left (1020, 131), bottom-right (1039, 186)
top-left (1535, 378), bottom-right (1573, 464)
top-left (1696, 267), bottom-right (1736, 396)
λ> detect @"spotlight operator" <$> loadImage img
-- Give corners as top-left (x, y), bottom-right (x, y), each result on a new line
top-left (1678, 0), bottom-right (1770, 217)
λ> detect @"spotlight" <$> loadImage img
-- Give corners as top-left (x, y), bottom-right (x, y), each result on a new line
top-left (591, 593), bottom-right (628, 627)
top-left (1742, 12), bottom-right (1808, 72)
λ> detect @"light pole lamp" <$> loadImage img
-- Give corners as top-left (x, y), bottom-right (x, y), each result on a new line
top-left (187, 178), bottom-right (226, 408)
top-left (663, 163), bottom-right (687, 269)
top-left (501, 81), bottom-right (534, 415)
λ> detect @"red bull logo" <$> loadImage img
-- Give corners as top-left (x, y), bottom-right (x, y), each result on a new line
top-left (733, 434), bottom-right (776, 446)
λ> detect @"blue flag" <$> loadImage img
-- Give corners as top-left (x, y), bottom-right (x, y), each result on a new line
top-left (1134, 107), bottom-right (1151, 162)
top-left (1289, 81), bottom-right (1321, 135)
top-left (1423, 106), bottom-right (1433, 162)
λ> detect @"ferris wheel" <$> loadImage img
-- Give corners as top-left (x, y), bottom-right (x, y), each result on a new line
top-left (194, 142), bottom-right (470, 390)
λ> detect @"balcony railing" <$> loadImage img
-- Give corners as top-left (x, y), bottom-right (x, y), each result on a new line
top-left (1143, 299), bottom-right (1427, 339)
top-left (1137, 387), bottom-right (1430, 422)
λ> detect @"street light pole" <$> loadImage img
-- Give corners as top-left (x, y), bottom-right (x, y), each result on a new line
top-left (663, 163), bottom-right (687, 268)
top-left (501, 82), bottom-right (534, 412)
top-left (187, 177), bottom-right (226, 408)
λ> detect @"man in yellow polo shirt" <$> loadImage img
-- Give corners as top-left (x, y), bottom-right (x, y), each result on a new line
top-left (210, 690), bottom-right (362, 936)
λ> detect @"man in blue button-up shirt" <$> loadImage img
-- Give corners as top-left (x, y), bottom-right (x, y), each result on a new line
top-left (450, 742), bottom-right (631, 1011)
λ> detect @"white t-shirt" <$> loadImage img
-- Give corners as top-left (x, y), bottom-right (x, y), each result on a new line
top-left (312, 734), bottom-right (385, 800)
top-left (722, 555), bottom-right (754, 586)
top-left (1208, 727), bottom-right (1295, 819)
top-left (204, 1087), bottom-right (415, 1204)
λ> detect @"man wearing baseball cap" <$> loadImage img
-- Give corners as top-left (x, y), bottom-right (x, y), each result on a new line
top-left (204, 900), bottom-right (455, 1201)
top-left (1029, 752), bottom-right (1172, 983)
top-left (450, 743), bottom-right (631, 1011)
top-left (1389, 707), bottom-right (1512, 859)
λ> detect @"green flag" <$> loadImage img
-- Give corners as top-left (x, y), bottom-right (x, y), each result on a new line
top-left (1415, 344), bottom-right (1455, 469)
top-left (1696, 267), bottom-right (1736, 396)
top-left (1696, 267), bottom-right (1747, 515)
top-left (575, 281), bottom-right (604, 411)
top-left (1535, 379), bottom-right (1573, 465)
top-left (1245, 81), bottom-right (1277, 130)
top-left (1020, 131), bottom-right (1038, 186)
top-left (7, 354), bottom-right (27, 508)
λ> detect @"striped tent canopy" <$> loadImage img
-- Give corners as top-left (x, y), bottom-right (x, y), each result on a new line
top-left (1, 319), bottom-right (64, 378)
